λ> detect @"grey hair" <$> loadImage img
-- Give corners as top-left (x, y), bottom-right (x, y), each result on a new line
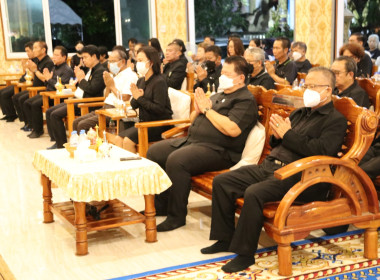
top-left (113, 49), bottom-right (128, 61)
top-left (308, 66), bottom-right (336, 89)
top-left (368, 34), bottom-right (379, 44)
top-left (245, 47), bottom-right (265, 63)
top-left (292, 41), bottom-right (307, 52)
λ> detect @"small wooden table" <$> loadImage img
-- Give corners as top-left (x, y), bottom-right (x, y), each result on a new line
top-left (96, 108), bottom-right (137, 137)
top-left (33, 146), bottom-right (171, 255)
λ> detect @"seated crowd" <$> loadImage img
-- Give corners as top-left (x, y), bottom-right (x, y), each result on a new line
top-left (1, 33), bottom-right (379, 274)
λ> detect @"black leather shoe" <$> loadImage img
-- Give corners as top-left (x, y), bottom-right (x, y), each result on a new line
top-left (0, 116), bottom-right (8, 120)
top-left (28, 130), bottom-right (44, 138)
top-left (156, 218), bottom-right (185, 232)
top-left (47, 143), bottom-right (58, 150)
top-left (6, 116), bottom-right (17, 122)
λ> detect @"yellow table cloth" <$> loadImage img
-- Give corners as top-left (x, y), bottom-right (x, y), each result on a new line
top-left (33, 146), bottom-right (171, 202)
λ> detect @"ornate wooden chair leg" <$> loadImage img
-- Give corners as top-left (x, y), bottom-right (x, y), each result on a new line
top-left (41, 173), bottom-right (54, 223)
top-left (278, 242), bottom-right (292, 276)
top-left (144, 194), bottom-right (157, 243)
top-left (364, 227), bottom-right (378, 259)
top-left (74, 201), bottom-right (88, 256)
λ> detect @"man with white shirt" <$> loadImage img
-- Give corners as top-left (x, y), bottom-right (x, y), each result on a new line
top-left (46, 45), bottom-right (106, 149)
top-left (72, 48), bottom-right (138, 133)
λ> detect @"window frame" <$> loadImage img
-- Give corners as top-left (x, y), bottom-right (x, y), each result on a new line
top-left (0, 0), bottom-right (156, 59)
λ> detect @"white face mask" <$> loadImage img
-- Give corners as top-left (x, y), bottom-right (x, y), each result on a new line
top-left (109, 62), bottom-right (120, 75)
top-left (218, 74), bottom-right (235, 91)
top-left (292, 51), bottom-right (302, 61)
top-left (136, 61), bottom-right (150, 76)
top-left (303, 88), bottom-right (327, 107)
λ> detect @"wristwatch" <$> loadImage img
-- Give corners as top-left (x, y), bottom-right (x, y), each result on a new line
top-left (203, 107), bottom-right (211, 114)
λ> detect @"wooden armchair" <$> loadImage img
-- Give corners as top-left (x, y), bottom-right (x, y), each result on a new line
top-left (262, 96), bottom-right (378, 276)
top-left (274, 82), bottom-right (292, 91)
top-left (356, 77), bottom-right (380, 119)
top-left (26, 86), bottom-right (47, 98)
top-left (64, 97), bottom-right (105, 135)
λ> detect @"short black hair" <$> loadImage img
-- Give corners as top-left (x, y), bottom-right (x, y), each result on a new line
top-left (128, 38), bottom-right (138, 44)
top-left (172, 38), bottom-right (186, 53)
top-left (275, 37), bottom-right (291, 50)
top-left (82, 44), bottom-right (100, 59)
top-left (137, 46), bottom-right (161, 75)
top-left (98, 46), bottom-right (109, 59)
top-left (205, 45), bottom-right (222, 58)
top-left (351, 32), bottom-right (366, 44)
top-left (225, 56), bottom-right (250, 83)
top-left (24, 41), bottom-right (34, 50)
top-left (54, 46), bottom-right (68, 59)
top-left (112, 45), bottom-right (129, 60)
top-left (75, 40), bottom-right (84, 46)
top-left (250, 38), bottom-right (261, 47)
top-left (334, 56), bottom-right (357, 77)
top-left (35, 41), bottom-right (48, 54)
top-left (204, 36), bottom-right (215, 43)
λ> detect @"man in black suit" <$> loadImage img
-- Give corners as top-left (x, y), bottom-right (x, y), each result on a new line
top-left (23, 46), bottom-right (74, 138)
top-left (162, 42), bottom-right (187, 90)
top-left (46, 45), bottom-right (106, 149)
top-left (0, 41), bottom-right (36, 122)
top-left (13, 41), bottom-right (54, 129)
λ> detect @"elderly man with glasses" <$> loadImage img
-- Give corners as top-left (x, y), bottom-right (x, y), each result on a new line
top-left (201, 66), bottom-right (348, 273)
top-left (331, 56), bottom-right (370, 108)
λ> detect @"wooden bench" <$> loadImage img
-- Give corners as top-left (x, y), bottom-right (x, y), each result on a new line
top-left (190, 88), bottom-right (378, 276)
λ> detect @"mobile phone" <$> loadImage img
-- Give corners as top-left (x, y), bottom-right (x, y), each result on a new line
top-left (120, 156), bottom-right (142, 161)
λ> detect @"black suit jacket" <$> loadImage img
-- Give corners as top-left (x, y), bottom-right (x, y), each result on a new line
top-left (163, 59), bottom-right (187, 90)
top-left (77, 63), bottom-right (106, 98)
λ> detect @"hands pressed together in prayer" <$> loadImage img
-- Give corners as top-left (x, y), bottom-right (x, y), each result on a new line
top-left (269, 114), bottom-right (291, 139)
top-left (264, 61), bottom-right (275, 76)
top-left (27, 60), bottom-right (37, 73)
top-left (74, 66), bottom-right (85, 82)
top-left (42, 68), bottom-right (53, 81)
top-left (194, 87), bottom-right (212, 114)
top-left (130, 83), bottom-right (144, 100)
top-left (103, 71), bottom-right (115, 88)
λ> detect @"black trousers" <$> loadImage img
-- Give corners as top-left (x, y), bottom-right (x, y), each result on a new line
top-left (210, 159), bottom-right (328, 256)
top-left (12, 91), bottom-right (29, 123)
top-left (147, 140), bottom-right (234, 223)
top-left (23, 95), bottom-right (52, 133)
top-left (359, 143), bottom-right (380, 180)
top-left (46, 103), bottom-right (80, 148)
top-left (72, 111), bottom-right (98, 133)
top-left (0, 86), bottom-right (17, 117)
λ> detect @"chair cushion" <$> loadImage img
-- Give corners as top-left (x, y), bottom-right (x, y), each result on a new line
top-left (168, 87), bottom-right (191, 120)
top-left (230, 122), bottom-right (265, 170)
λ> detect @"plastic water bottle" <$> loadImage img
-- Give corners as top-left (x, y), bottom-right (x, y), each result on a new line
top-left (78, 130), bottom-right (87, 144)
top-left (69, 131), bottom-right (79, 147)
top-left (299, 79), bottom-right (305, 89)
top-left (292, 79), bottom-right (299, 90)
top-left (108, 120), bottom-right (116, 134)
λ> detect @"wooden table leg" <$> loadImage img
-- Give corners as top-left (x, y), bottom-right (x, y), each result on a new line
top-left (41, 173), bottom-right (54, 223)
top-left (98, 114), bottom-right (106, 138)
top-left (73, 201), bottom-right (89, 256)
top-left (144, 194), bottom-right (157, 243)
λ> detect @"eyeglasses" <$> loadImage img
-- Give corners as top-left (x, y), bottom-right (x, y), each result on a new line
top-left (301, 84), bottom-right (330, 90)
top-left (331, 70), bottom-right (347, 76)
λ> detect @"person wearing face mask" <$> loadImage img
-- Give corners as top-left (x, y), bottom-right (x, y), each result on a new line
top-left (331, 56), bottom-right (370, 108)
top-left (201, 67), bottom-right (347, 273)
top-left (244, 47), bottom-right (275, 90)
top-left (146, 56), bottom-right (258, 232)
top-left (291, 41), bottom-right (312, 74)
top-left (107, 46), bottom-right (173, 153)
top-left (72, 47), bottom-right (138, 133)
top-left (367, 34), bottom-right (380, 64)
top-left (193, 45), bottom-right (223, 92)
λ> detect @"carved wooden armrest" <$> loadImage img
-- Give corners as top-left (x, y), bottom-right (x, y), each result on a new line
top-left (272, 156), bottom-right (378, 230)
top-left (162, 123), bottom-right (191, 139)
top-left (135, 119), bottom-right (190, 128)
top-left (64, 96), bottom-right (105, 104)
top-left (78, 102), bottom-right (105, 108)
top-left (26, 86), bottom-right (47, 91)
